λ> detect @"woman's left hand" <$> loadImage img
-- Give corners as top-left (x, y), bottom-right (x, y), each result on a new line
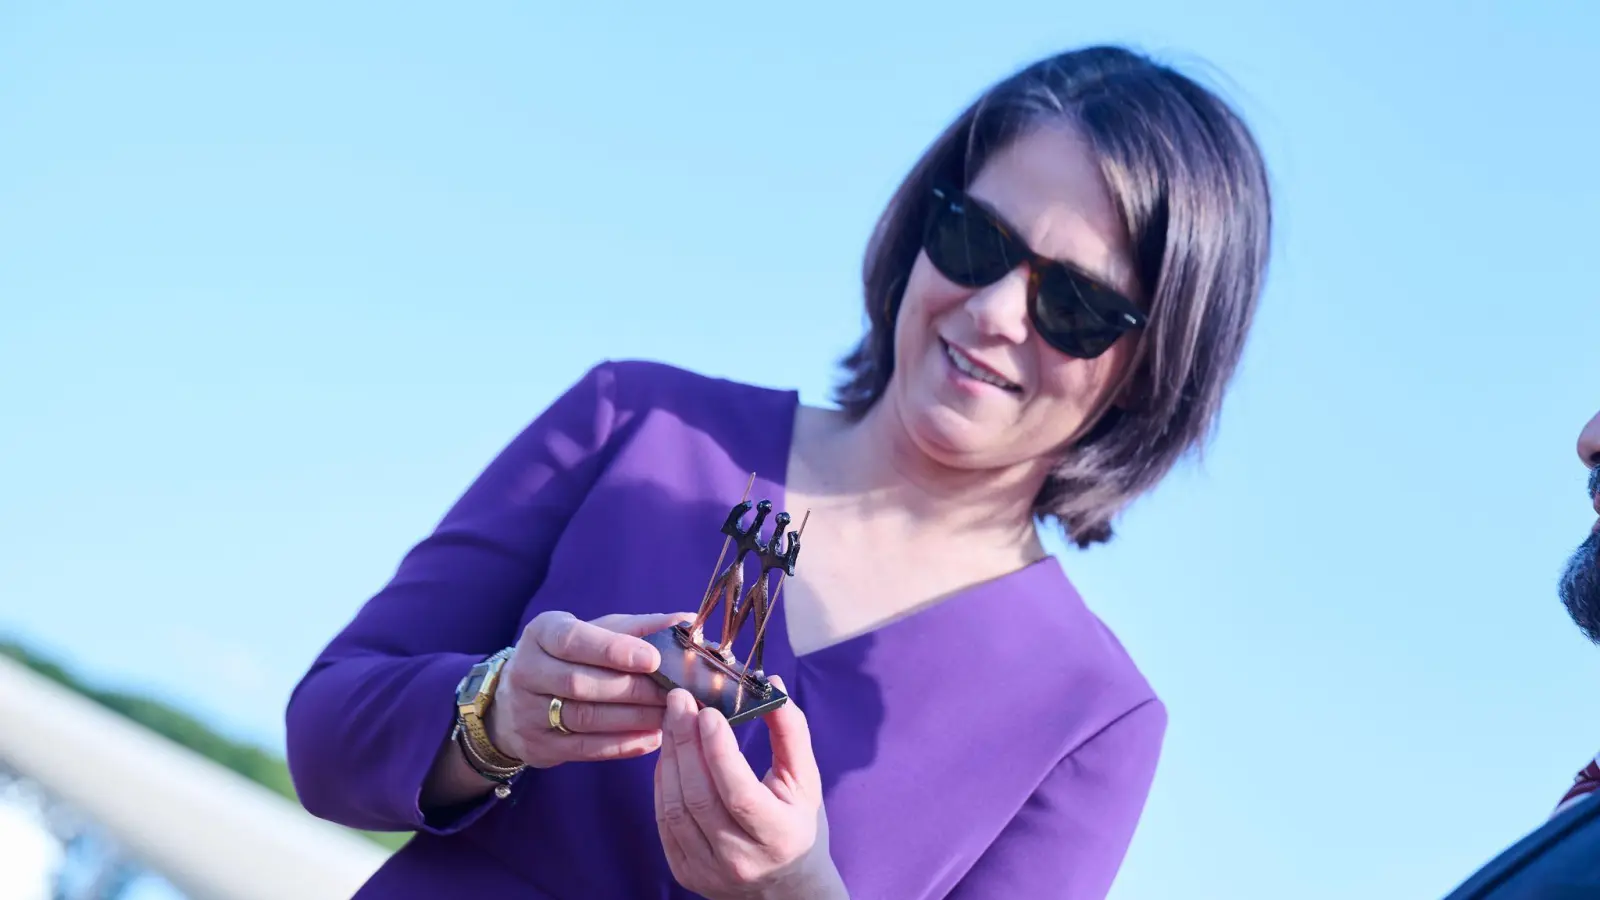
top-left (653, 678), bottom-right (847, 900)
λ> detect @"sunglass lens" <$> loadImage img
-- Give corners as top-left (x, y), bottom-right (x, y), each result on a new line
top-left (1033, 267), bottom-right (1126, 359)
top-left (924, 196), bottom-right (1016, 287)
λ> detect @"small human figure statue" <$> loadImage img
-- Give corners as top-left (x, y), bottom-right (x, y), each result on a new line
top-left (721, 512), bottom-right (801, 675)
top-left (643, 479), bottom-right (809, 724)
top-left (686, 499), bottom-right (772, 646)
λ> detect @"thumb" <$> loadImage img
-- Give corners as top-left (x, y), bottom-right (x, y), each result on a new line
top-left (762, 676), bottom-right (821, 796)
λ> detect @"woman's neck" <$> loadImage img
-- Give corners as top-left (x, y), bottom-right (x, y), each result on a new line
top-left (791, 401), bottom-right (1050, 558)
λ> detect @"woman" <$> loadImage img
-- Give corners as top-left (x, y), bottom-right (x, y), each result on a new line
top-left (286, 44), bottom-right (1272, 899)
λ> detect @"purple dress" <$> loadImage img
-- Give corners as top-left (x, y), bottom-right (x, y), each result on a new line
top-left (285, 361), bottom-right (1166, 900)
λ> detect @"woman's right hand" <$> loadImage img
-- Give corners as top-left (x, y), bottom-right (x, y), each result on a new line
top-left (487, 610), bottom-right (693, 769)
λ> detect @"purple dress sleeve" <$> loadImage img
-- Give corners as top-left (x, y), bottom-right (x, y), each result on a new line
top-left (948, 699), bottom-right (1168, 900)
top-left (284, 362), bottom-right (624, 835)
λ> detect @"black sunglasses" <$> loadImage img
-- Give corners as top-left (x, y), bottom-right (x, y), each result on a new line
top-left (921, 186), bottom-right (1147, 359)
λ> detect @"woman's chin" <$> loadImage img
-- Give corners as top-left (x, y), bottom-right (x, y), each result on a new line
top-left (903, 405), bottom-right (998, 468)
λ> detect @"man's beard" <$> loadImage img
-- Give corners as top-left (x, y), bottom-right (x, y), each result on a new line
top-left (1560, 529), bottom-right (1600, 643)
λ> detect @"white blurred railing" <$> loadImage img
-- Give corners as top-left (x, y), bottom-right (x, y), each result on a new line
top-left (0, 655), bottom-right (388, 900)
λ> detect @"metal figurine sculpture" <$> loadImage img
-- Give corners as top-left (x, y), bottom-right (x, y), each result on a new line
top-left (642, 474), bottom-right (809, 725)
top-left (686, 499), bottom-right (772, 647)
top-left (724, 510), bottom-right (799, 676)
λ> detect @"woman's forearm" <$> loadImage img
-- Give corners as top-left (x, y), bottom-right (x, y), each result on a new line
top-left (286, 652), bottom-right (485, 832)
top-left (418, 728), bottom-right (500, 813)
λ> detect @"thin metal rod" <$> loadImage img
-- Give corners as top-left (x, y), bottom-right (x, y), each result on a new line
top-left (695, 472), bottom-right (755, 621)
top-left (742, 508), bottom-right (809, 675)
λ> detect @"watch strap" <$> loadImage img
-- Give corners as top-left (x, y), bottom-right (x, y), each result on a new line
top-left (461, 712), bottom-right (525, 770)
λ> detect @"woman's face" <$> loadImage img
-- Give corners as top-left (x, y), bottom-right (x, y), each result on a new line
top-left (887, 125), bottom-right (1143, 474)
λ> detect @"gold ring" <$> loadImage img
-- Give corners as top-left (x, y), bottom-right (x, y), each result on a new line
top-left (548, 696), bottom-right (572, 735)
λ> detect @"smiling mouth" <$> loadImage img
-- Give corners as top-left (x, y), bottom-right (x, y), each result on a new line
top-left (941, 340), bottom-right (1022, 393)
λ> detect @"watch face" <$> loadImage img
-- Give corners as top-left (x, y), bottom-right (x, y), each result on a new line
top-left (461, 671), bottom-right (488, 699)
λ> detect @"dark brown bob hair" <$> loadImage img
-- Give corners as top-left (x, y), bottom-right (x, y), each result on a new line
top-left (834, 45), bottom-right (1273, 548)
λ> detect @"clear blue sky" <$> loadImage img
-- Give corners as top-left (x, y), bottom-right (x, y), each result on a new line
top-left (3, 3), bottom-right (1598, 898)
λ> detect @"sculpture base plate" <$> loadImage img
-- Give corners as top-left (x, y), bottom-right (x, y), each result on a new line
top-left (643, 624), bottom-right (787, 726)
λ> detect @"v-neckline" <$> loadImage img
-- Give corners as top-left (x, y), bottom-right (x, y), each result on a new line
top-left (755, 388), bottom-right (1063, 665)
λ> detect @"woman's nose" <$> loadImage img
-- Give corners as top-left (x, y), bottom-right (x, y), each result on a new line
top-left (963, 269), bottom-right (1032, 344)
top-left (1578, 408), bottom-right (1600, 467)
